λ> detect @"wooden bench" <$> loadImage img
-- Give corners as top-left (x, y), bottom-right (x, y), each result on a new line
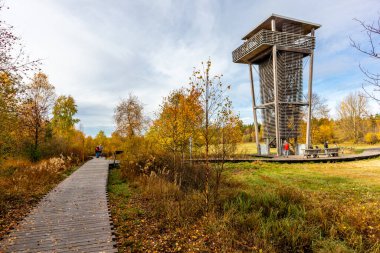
top-left (303, 149), bottom-right (321, 158)
top-left (324, 147), bottom-right (340, 157)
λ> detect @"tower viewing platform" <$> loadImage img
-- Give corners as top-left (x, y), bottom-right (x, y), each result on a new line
top-left (232, 14), bottom-right (320, 64)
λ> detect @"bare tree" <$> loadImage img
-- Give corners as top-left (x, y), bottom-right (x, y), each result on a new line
top-left (336, 92), bottom-right (369, 143)
top-left (350, 16), bottom-right (380, 102)
top-left (0, 2), bottom-right (40, 78)
top-left (114, 93), bottom-right (145, 138)
top-left (306, 93), bottom-right (330, 120)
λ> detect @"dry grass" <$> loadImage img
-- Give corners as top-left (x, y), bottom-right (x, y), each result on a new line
top-left (109, 158), bottom-right (380, 252)
top-left (0, 156), bottom-right (78, 238)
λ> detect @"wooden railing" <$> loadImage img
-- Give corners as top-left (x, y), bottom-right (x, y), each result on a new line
top-left (232, 30), bottom-right (315, 63)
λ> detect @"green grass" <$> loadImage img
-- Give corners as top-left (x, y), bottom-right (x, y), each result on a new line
top-left (225, 159), bottom-right (380, 196)
top-left (108, 169), bottom-right (131, 220)
top-left (108, 169), bottom-right (130, 198)
top-left (108, 169), bottom-right (140, 251)
top-left (243, 168), bottom-right (373, 202)
top-left (221, 159), bottom-right (380, 252)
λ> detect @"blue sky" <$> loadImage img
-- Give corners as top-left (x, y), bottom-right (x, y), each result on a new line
top-left (4, 0), bottom-right (380, 136)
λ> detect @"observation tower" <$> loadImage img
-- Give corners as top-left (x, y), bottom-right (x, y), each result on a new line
top-left (232, 14), bottom-right (321, 155)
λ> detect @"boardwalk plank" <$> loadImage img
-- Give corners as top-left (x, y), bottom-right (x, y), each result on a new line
top-left (7, 238), bottom-right (115, 252)
top-left (11, 224), bottom-right (113, 237)
top-left (6, 229), bottom-right (114, 245)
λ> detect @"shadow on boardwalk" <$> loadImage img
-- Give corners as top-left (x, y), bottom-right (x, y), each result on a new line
top-left (0, 158), bottom-right (117, 253)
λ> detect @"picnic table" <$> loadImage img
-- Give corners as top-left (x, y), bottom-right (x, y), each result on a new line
top-left (325, 147), bottom-right (340, 157)
top-left (303, 148), bottom-right (321, 158)
top-left (303, 147), bottom-right (340, 158)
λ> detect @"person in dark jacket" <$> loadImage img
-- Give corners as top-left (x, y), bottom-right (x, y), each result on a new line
top-left (324, 141), bottom-right (329, 155)
top-left (95, 145), bottom-right (100, 158)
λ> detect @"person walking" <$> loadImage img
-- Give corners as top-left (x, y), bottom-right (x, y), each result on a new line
top-left (98, 144), bottom-right (103, 157)
top-left (95, 145), bottom-right (100, 158)
top-left (283, 140), bottom-right (290, 158)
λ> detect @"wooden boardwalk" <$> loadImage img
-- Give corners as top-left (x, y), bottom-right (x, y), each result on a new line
top-left (193, 149), bottom-right (380, 164)
top-left (0, 158), bottom-right (117, 253)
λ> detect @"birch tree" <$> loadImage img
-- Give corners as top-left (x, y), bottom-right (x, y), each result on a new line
top-left (189, 60), bottom-right (231, 207)
top-left (114, 94), bottom-right (145, 138)
top-left (336, 92), bottom-right (368, 143)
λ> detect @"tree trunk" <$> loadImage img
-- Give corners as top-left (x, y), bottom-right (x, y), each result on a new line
top-left (33, 124), bottom-right (39, 161)
top-left (204, 74), bottom-right (210, 209)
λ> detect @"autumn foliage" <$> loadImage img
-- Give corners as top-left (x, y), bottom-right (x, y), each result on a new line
top-left (0, 3), bottom-right (89, 239)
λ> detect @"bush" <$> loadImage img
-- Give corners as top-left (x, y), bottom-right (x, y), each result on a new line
top-left (242, 134), bottom-right (252, 143)
top-left (364, 132), bottom-right (378, 144)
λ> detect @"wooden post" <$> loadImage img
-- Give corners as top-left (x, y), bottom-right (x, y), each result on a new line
top-left (249, 64), bottom-right (260, 154)
top-left (271, 18), bottom-right (281, 156)
top-left (271, 18), bottom-right (276, 31)
top-left (306, 28), bottom-right (315, 148)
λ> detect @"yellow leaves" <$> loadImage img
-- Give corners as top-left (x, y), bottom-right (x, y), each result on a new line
top-left (151, 88), bottom-right (203, 153)
top-left (0, 71), bottom-right (12, 85)
top-left (364, 132), bottom-right (379, 144)
top-left (52, 95), bottom-right (79, 135)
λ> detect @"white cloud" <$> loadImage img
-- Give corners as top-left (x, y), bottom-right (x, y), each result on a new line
top-left (3, 0), bottom-right (380, 136)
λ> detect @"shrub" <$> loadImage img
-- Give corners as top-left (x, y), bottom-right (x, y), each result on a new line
top-left (364, 132), bottom-right (378, 144)
top-left (242, 134), bottom-right (252, 143)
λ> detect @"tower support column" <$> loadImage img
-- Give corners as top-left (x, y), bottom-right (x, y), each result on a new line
top-left (306, 28), bottom-right (315, 148)
top-left (271, 18), bottom-right (281, 156)
top-left (249, 64), bottom-right (260, 154)
top-left (273, 45), bottom-right (280, 156)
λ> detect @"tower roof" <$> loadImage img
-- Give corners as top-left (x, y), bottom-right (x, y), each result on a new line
top-left (242, 14), bottom-right (321, 40)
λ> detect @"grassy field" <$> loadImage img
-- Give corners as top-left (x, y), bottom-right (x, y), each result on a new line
top-left (223, 159), bottom-right (380, 252)
top-left (109, 158), bottom-right (380, 252)
top-left (225, 159), bottom-right (380, 191)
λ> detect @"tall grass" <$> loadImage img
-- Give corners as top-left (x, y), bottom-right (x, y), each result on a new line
top-left (0, 156), bottom-right (78, 238)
